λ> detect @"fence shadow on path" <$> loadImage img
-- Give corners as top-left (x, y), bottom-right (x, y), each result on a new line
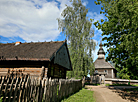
top-left (107, 86), bottom-right (138, 102)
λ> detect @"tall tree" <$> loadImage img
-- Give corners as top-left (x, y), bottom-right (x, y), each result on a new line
top-left (58, 0), bottom-right (96, 79)
top-left (94, 0), bottom-right (138, 79)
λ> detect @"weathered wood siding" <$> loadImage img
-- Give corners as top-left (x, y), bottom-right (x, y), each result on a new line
top-left (0, 68), bottom-right (8, 76)
top-left (0, 67), bottom-right (42, 77)
top-left (96, 69), bottom-right (113, 78)
top-left (0, 61), bottom-right (49, 78)
top-left (105, 69), bottom-right (112, 78)
top-left (47, 63), bottom-right (66, 79)
top-left (0, 60), bottom-right (66, 79)
top-left (54, 45), bottom-right (71, 70)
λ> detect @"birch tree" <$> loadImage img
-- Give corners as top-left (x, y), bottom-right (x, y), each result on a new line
top-left (58, 0), bottom-right (96, 78)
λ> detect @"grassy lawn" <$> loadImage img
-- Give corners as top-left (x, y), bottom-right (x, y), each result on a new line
top-left (61, 88), bottom-right (95, 102)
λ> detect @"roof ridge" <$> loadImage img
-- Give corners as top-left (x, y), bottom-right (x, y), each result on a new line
top-left (107, 61), bottom-right (114, 68)
top-left (104, 59), bottom-right (115, 68)
top-left (94, 58), bottom-right (98, 64)
top-left (0, 40), bottom-right (65, 45)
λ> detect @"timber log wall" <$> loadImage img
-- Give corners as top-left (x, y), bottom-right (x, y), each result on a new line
top-left (0, 67), bottom-right (48, 78)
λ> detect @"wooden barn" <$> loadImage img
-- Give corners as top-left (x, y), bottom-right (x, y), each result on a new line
top-left (0, 40), bottom-right (72, 79)
top-left (94, 42), bottom-right (117, 78)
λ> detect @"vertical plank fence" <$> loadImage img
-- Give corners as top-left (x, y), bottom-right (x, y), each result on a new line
top-left (0, 75), bottom-right (82, 102)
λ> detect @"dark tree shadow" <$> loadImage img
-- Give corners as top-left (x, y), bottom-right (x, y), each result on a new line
top-left (107, 86), bottom-right (138, 102)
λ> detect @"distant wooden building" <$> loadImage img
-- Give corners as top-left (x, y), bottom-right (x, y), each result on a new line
top-left (0, 40), bottom-right (72, 79)
top-left (94, 43), bottom-right (117, 78)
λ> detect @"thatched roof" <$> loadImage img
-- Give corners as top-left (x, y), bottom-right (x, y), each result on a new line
top-left (0, 41), bottom-right (65, 61)
top-left (94, 58), bottom-right (114, 69)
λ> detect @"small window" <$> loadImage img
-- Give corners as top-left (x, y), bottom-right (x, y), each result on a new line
top-left (95, 70), bottom-right (98, 73)
top-left (104, 70), bottom-right (108, 74)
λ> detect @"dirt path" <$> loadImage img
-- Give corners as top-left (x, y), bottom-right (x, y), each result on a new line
top-left (86, 85), bottom-right (128, 102)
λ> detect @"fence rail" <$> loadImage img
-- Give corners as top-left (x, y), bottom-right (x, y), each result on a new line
top-left (0, 75), bottom-right (82, 102)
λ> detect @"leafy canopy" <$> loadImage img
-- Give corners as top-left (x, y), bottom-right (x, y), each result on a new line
top-left (94, 0), bottom-right (138, 79)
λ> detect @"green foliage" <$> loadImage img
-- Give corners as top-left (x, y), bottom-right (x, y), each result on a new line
top-left (58, 0), bottom-right (96, 79)
top-left (105, 84), bottom-right (110, 86)
top-left (61, 88), bottom-right (95, 102)
top-left (94, 0), bottom-right (138, 79)
top-left (0, 97), bottom-right (2, 102)
top-left (124, 88), bottom-right (138, 92)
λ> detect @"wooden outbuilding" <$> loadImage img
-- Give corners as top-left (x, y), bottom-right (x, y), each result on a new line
top-left (0, 40), bottom-right (72, 79)
top-left (94, 42), bottom-right (117, 78)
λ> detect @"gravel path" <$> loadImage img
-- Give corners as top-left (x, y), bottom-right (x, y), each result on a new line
top-left (86, 85), bottom-right (128, 102)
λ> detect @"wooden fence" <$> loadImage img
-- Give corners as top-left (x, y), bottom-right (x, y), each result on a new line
top-left (0, 75), bottom-right (82, 102)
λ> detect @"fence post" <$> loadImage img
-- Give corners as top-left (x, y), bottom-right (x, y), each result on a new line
top-left (40, 66), bottom-right (45, 80)
top-left (90, 76), bottom-right (93, 84)
top-left (82, 76), bottom-right (85, 87)
top-left (45, 68), bottom-right (48, 78)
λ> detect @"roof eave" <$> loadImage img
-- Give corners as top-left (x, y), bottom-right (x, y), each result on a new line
top-left (0, 58), bottom-right (50, 61)
top-left (95, 67), bottom-right (115, 69)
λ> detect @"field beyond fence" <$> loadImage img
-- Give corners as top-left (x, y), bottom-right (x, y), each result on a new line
top-left (0, 75), bottom-right (82, 102)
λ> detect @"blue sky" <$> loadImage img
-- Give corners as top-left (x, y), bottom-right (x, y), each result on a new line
top-left (0, 0), bottom-right (108, 61)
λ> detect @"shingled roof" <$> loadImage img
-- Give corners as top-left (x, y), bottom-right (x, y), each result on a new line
top-left (94, 58), bottom-right (114, 69)
top-left (0, 41), bottom-right (65, 61)
top-left (94, 42), bottom-right (114, 69)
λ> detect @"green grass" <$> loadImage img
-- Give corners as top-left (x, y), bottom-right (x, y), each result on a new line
top-left (132, 84), bottom-right (138, 87)
top-left (105, 84), bottom-right (110, 86)
top-left (124, 88), bottom-right (138, 92)
top-left (61, 88), bottom-right (95, 102)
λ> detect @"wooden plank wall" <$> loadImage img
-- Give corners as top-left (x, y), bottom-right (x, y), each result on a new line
top-left (0, 67), bottom-right (43, 77)
top-left (0, 75), bottom-right (82, 102)
top-left (96, 69), bottom-right (112, 78)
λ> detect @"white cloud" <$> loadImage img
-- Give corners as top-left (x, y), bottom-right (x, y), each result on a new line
top-left (82, 0), bottom-right (88, 6)
top-left (87, 12), bottom-right (106, 39)
top-left (87, 11), bottom-right (108, 61)
top-left (0, 0), bottom-right (71, 41)
top-left (88, 12), bottom-right (106, 23)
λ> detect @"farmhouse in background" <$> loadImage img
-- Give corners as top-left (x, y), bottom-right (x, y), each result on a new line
top-left (94, 42), bottom-right (117, 78)
top-left (0, 40), bottom-right (72, 79)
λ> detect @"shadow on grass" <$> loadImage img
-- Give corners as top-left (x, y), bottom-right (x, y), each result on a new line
top-left (108, 86), bottom-right (138, 102)
top-left (60, 88), bottom-right (82, 101)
